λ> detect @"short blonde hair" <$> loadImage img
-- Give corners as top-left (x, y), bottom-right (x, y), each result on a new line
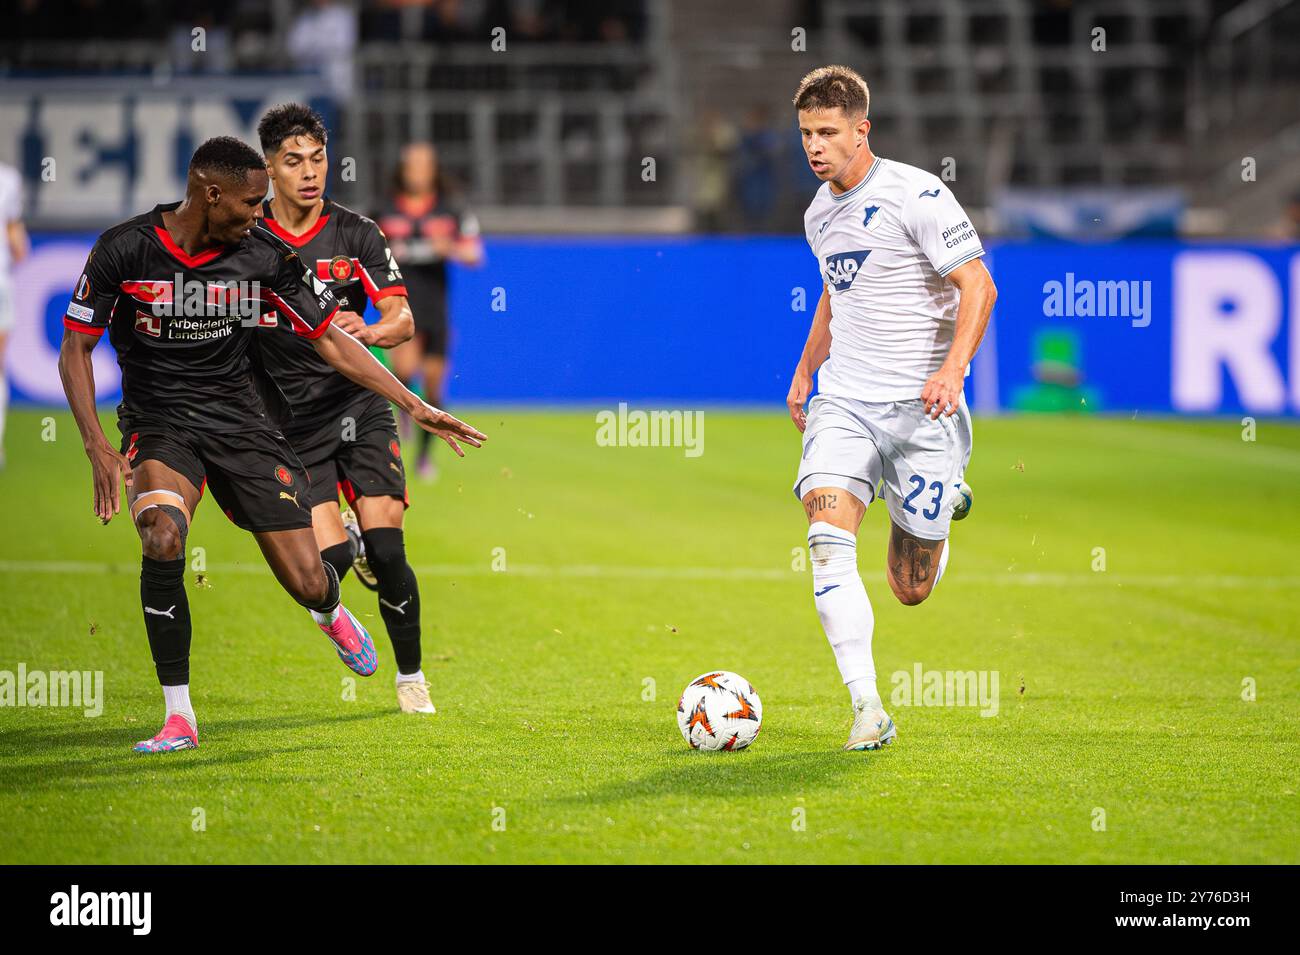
top-left (793, 65), bottom-right (870, 118)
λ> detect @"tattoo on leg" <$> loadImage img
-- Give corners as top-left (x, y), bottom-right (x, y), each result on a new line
top-left (804, 492), bottom-right (838, 519)
top-left (890, 526), bottom-right (933, 587)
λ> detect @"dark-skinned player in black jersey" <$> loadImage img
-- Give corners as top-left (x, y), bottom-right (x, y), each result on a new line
top-left (57, 137), bottom-right (486, 753)
top-left (255, 103), bottom-right (436, 714)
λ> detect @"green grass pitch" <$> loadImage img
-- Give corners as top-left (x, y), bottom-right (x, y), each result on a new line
top-left (1, 407), bottom-right (1297, 864)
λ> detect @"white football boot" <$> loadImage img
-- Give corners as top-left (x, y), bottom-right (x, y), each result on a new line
top-left (952, 481), bottom-right (973, 521)
top-left (844, 702), bottom-right (897, 751)
top-left (396, 679), bottom-right (436, 715)
top-left (340, 507), bottom-right (379, 591)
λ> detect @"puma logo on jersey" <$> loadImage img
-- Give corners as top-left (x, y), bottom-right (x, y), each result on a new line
top-left (144, 605), bottom-right (176, 619)
top-left (823, 250), bottom-right (872, 291)
top-left (379, 597), bottom-right (410, 615)
top-left (918, 188), bottom-right (942, 199)
top-left (278, 490), bottom-right (300, 507)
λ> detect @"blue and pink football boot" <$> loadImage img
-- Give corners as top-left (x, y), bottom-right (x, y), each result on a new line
top-left (134, 713), bottom-right (199, 754)
top-left (319, 605), bottom-right (378, 676)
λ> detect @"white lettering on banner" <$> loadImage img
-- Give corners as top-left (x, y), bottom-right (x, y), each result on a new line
top-left (31, 99), bottom-right (128, 221)
top-left (1291, 256), bottom-right (1300, 413)
top-left (1172, 251), bottom-right (1287, 413)
top-left (3, 86), bottom-right (316, 222)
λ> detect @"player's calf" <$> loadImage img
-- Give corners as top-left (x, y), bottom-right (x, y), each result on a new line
top-left (257, 529), bottom-right (378, 676)
top-left (886, 523), bottom-right (950, 606)
top-left (130, 490), bottom-right (197, 752)
top-left (362, 525), bottom-right (429, 707)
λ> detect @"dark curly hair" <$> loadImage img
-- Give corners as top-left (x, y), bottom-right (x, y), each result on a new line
top-left (188, 136), bottom-right (266, 182)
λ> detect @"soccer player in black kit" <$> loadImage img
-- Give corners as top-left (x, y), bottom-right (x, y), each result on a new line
top-left (256, 103), bottom-right (436, 714)
top-left (57, 137), bottom-right (486, 753)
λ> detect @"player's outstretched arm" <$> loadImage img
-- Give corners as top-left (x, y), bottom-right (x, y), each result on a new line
top-left (787, 284), bottom-right (832, 432)
top-left (310, 324), bottom-right (486, 456)
top-left (57, 329), bottom-right (133, 522)
top-left (921, 258), bottom-right (997, 419)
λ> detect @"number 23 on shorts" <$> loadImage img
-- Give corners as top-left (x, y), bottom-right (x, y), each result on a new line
top-left (902, 474), bottom-right (943, 520)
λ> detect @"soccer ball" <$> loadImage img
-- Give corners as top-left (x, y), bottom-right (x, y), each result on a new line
top-left (676, 671), bottom-right (762, 751)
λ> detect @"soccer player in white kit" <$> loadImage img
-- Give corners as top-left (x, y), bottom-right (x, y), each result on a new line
top-left (0, 162), bottom-right (31, 470)
top-left (786, 66), bottom-right (997, 751)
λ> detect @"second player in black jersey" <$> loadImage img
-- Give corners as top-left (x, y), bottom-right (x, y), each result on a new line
top-left (58, 136), bottom-right (487, 753)
top-left (258, 102), bottom-right (437, 715)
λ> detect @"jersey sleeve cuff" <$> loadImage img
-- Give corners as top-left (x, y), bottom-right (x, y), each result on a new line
top-left (300, 304), bottom-right (339, 340)
top-left (63, 316), bottom-right (105, 336)
top-left (367, 284), bottom-right (408, 305)
top-left (937, 246), bottom-right (985, 277)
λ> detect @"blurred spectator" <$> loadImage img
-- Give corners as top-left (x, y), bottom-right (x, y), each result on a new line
top-left (376, 143), bottom-right (483, 481)
top-left (169, 4), bottom-right (233, 75)
top-left (735, 106), bottom-right (781, 232)
top-left (288, 0), bottom-right (358, 101)
top-left (692, 111), bottom-right (738, 233)
top-left (0, 161), bottom-right (27, 470)
top-left (1272, 192), bottom-right (1300, 240)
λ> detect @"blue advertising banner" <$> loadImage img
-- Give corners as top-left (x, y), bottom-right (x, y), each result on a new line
top-left (7, 234), bottom-right (1299, 415)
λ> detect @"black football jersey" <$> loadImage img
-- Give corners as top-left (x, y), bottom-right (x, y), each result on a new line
top-left (375, 192), bottom-right (478, 327)
top-left (256, 197), bottom-right (407, 427)
top-left (63, 203), bottom-right (339, 432)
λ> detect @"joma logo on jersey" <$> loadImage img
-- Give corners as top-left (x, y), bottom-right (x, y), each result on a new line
top-left (823, 250), bottom-right (872, 291)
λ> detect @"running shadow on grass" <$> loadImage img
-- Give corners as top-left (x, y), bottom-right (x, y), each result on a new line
top-left (553, 747), bottom-right (879, 805)
top-left (0, 708), bottom-right (396, 792)
top-left (0, 743), bottom-right (335, 793)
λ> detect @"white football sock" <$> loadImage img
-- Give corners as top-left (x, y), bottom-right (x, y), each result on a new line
top-left (808, 521), bottom-right (881, 709)
top-left (310, 605), bottom-right (342, 626)
top-left (934, 539), bottom-right (950, 589)
top-left (396, 669), bottom-right (425, 685)
top-left (162, 684), bottom-right (196, 729)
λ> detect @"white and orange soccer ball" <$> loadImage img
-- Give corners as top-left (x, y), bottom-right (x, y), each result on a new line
top-left (676, 671), bottom-right (763, 751)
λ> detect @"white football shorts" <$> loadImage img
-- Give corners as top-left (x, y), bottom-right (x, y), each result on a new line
top-left (793, 392), bottom-right (972, 541)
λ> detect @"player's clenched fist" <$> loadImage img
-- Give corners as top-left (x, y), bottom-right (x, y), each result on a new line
top-left (330, 310), bottom-right (368, 337)
top-left (787, 367), bottom-right (813, 432)
top-left (410, 404), bottom-right (488, 457)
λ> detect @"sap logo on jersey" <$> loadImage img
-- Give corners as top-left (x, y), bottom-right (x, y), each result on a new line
top-left (823, 250), bottom-right (871, 291)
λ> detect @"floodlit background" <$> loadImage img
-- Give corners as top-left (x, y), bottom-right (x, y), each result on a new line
top-left (0, 1), bottom-right (1298, 866)
top-left (2, 0), bottom-right (1299, 412)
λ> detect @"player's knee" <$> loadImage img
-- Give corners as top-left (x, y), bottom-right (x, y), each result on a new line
top-left (297, 565), bottom-right (330, 606)
top-left (887, 573), bottom-right (933, 607)
top-left (281, 560), bottom-right (329, 606)
top-left (137, 509), bottom-right (183, 561)
top-left (361, 526), bottom-right (406, 576)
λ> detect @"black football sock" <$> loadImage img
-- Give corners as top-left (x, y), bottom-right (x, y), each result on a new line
top-left (362, 527), bottom-right (422, 674)
top-left (298, 559), bottom-right (341, 614)
top-left (320, 541), bottom-right (353, 585)
top-left (140, 556), bottom-right (191, 685)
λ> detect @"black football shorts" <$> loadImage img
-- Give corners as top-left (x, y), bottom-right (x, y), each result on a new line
top-left (119, 417), bottom-right (313, 532)
top-left (283, 393), bottom-right (409, 511)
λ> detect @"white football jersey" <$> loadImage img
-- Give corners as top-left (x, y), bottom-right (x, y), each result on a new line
top-left (0, 163), bottom-right (21, 281)
top-left (804, 156), bottom-right (984, 402)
